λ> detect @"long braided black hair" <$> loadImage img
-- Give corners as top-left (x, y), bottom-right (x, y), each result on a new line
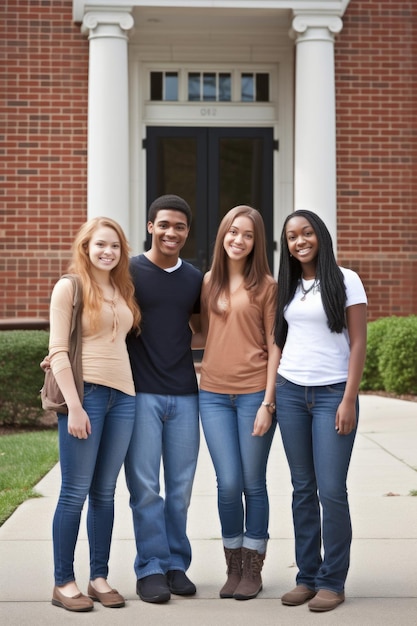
top-left (274, 210), bottom-right (347, 350)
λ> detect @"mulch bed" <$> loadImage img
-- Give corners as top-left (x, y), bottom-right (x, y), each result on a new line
top-left (0, 410), bottom-right (57, 436)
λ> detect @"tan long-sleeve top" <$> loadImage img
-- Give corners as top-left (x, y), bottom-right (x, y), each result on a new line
top-left (200, 276), bottom-right (277, 394)
top-left (49, 277), bottom-right (135, 396)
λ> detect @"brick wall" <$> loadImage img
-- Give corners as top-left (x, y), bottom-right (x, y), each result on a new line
top-left (335, 0), bottom-right (417, 318)
top-left (1, 1), bottom-right (416, 322)
top-left (0, 0), bottom-right (88, 320)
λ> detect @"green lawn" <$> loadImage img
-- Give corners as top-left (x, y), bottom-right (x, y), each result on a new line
top-left (0, 430), bottom-right (58, 526)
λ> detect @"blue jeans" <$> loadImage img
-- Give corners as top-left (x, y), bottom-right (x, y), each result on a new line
top-left (199, 390), bottom-right (276, 553)
top-left (124, 393), bottom-right (200, 579)
top-left (53, 383), bottom-right (135, 586)
top-left (276, 374), bottom-right (358, 593)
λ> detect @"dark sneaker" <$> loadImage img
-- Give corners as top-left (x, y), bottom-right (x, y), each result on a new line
top-left (166, 570), bottom-right (197, 596)
top-left (136, 574), bottom-right (171, 603)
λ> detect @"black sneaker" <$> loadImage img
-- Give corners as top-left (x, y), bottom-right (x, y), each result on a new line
top-left (136, 574), bottom-right (171, 603)
top-left (166, 570), bottom-right (197, 596)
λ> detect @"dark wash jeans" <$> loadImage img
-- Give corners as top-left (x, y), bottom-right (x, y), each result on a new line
top-left (53, 383), bottom-right (135, 585)
top-left (276, 374), bottom-right (358, 593)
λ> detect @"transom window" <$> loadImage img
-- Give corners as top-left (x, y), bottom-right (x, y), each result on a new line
top-left (188, 72), bottom-right (231, 102)
top-left (241, 73), bottom-right (269, 102)
top-left (150, 71), bottom-right (178, 101)
top-left (149, 70), bottom-right (270, 103)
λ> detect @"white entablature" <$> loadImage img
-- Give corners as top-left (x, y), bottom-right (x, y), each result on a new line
top-left (73, 1), bottom-right (352, 25)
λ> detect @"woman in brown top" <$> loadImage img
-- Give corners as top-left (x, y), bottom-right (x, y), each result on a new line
top-left (48, 217), bottom-right (140, 612)
top-left (195, 205), bottom-right (279, 601)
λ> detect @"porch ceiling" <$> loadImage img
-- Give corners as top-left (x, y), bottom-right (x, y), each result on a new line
top-left (129, 6), bottom-right (292, 44)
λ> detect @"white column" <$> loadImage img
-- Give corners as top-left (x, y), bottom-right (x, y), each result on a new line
top-left (82, 11), bottom-right (134, 235)
top-left (291, 15), bottom-right (343, 250)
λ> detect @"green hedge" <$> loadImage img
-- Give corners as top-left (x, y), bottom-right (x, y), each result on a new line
top-left (0, 318), bottom-right (416, 427)
top-left (0, 330), bottom-right (49, 426)
top-left (360, 315), bottom-right (417, 395)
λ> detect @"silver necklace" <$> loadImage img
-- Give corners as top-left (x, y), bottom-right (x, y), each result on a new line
top-left (300, 278), bottom-right (319, 301)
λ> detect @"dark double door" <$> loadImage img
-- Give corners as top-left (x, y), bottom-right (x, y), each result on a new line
top-left (146, 126), bottom-right (274, 271)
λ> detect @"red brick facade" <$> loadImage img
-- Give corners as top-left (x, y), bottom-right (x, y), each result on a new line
top-left (1, 1), bottom-right (89, 321)
top-left (336, 1), bottom-right (417, 318)
top-left (1, 1), bottom-right (416, 322)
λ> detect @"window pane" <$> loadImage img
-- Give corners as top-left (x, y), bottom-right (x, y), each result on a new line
top-left (155, 137), bottom-right (197, 258)
top-left (241, 73), bottom-right (254, 102)
top-left (150, 72), bottom-right (163, 100)
top-left (165, 72), bottom-right (178, 101)
top-left (256, 73), bottom-right (269, 102)
top-left (188, 73), bottom-right (200, 101)
top-left (203, 73), bottom-right (216, 101)
top-left (219, 138), bottom-right (263, 218)
top-left (219, 73), bottom-right (231, 101)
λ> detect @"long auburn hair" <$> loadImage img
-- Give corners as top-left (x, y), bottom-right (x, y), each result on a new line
top-left (205, 205), bottom-right (273, 315)
top-left (68, 217), bottom-right (141, 332)
top-left (274, 209), bottom-right (346, 349)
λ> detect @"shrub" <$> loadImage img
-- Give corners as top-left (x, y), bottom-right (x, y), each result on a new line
top-left (360, 316), bottom-right (400, 391)
top-left (360, 315), bottom-right (417, 395)
top-left (379, 316), bottom-right (417, 395)
top-left (0, 330), bottom-right (50, 426)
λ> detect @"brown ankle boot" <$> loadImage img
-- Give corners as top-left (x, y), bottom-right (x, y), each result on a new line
top-left (233, 547), bottom-right (265, 600)
top-left (219, 547), bottom-right (242, 598)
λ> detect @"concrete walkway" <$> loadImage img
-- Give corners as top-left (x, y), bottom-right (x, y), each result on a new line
top-left (1, 394), bottom-right (416, 625)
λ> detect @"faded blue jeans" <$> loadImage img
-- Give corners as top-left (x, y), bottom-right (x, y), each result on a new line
top-left (199, 390), bottom-right (276, 553)
top-left (53, 383), bottom-right (135, 586)
top-left (124, 393), bottom-right (200, 579)
top-left (276, 374), bottom-right (358, 593)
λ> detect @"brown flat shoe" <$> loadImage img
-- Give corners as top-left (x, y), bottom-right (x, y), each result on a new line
top-left (281, 584), bottom-right (316, 606)
top-left (87, 582), bottom-right (125, 608)
top-left (308, 589), bottom-right (345, 612)
top-left (52, 586), bottom-right (94, 612)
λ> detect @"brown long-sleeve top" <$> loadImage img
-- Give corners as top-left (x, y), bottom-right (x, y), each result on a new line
top-left (200, 276), bottom-right (277, 394)
top-left (48, 276), bottom-right (135, 396)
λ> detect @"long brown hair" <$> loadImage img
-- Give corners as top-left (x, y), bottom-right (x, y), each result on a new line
top-left (68, 217), bottom-right (141, 331)
top-left (205, 205), bottom-right (273, 315)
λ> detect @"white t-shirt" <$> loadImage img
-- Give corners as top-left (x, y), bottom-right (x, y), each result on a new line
top-left (278, 267), bottom-right (367, 386)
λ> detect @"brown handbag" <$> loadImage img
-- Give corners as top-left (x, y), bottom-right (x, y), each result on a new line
top-left (40, 274), bottom-right (84, 414)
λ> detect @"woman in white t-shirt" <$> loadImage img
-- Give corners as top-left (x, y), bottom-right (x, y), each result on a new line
top-left (275, 210), bottom-right (367, 613)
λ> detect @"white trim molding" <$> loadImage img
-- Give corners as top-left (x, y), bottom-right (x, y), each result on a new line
top-left (73, 1), bottom-right (352, 24)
